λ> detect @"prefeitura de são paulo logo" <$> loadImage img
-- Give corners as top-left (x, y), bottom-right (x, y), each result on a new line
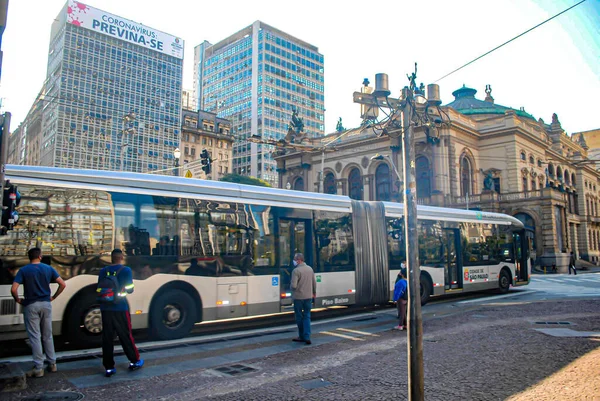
top-left (67, 1), bottom-right (89, 27)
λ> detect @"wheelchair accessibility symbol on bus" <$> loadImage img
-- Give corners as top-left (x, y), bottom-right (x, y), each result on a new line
top-left (272, 277), bottom-right (279, 286)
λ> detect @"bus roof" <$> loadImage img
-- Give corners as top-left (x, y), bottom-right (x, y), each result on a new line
top-left (5, 165), bottom-right (352, 213)
top-left (383, 202), bottom-right (524, 228)
top-left (4, 165), bottom-right (524, 228)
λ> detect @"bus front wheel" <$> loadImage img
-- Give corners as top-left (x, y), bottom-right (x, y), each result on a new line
top-left (66, 290), bottom-right (103, 347)
top-left (150, 289), bottom-right (196, 341)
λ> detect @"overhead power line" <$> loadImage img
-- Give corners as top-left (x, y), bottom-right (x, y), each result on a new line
top-left (435, 0), bottom-right (588, 82)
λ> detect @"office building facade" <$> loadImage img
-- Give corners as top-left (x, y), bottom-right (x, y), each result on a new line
top-left (194, 21), bottom-right (324, 186)
top-left (36, 0), bottom-right (183, 173)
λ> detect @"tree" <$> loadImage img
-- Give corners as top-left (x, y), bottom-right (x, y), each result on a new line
top-left (220, 173), bottom-right (272, 188)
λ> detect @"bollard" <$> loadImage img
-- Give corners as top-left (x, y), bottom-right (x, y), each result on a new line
top-left (543, 266), bottom-right (546, 274)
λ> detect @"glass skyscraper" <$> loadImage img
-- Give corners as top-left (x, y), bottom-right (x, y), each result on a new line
top-left (38, 1), bottom-right (184, 173)
top-left (194, 21), bottom-right (324, 186)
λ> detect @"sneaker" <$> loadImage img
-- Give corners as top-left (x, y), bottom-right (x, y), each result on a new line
top-left (305, 340), bottom-right (312, 345)
top-left (399, 326), bottom-right (405, 331)
top-left (105, 368), bottom-right (116, 377)
top-left (26, 367), bottom-right (44, 378)
top-left (48, 363), bottom-right (57, 373)
top-left (129, 359), bottom-right (144, 371)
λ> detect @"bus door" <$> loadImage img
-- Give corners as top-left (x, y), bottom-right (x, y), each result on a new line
top-left (277, 219), bottom-right (312, 306)
top-left (443, 228), bottom-right (463, 290)
top-left (513, 230), bottom-right (530, 282)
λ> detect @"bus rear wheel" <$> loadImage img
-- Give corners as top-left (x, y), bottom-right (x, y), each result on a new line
top-left (498, 270), bottom-right (511, 293)
top-left (150, 290), bottom-right (196, 341)
top-left (66, 291), bottom-right (103, 347)
top-left (420, 274), bottom-right (432, 305)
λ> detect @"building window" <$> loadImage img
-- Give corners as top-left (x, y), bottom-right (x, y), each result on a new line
top-left (184, 147), bottom-right (189, 155)
top-left (460, 157), bottom-right (472, 196)
top-left (529, 155), bottom-right (534, 164)
top-left (375, 163), bottom-right (391, 201)
top-left (416, 156), bottom-right (431, 199)
top-left (531, 180), bottom-right (536, 191)
top-left (293, 177), bottom-right (304, 191)
top-left (324, 172), bottom-right (336, 195)
top-left (522, 176), bottom-right (528, 191)
top-left (493, 177), bottom-right (501, 193)
top-left (191, 148), bottom-right (196, 156)
top-left (348, 168), bottom-right (363, 200)
top-left (537, 159), bottom-right (543, 168)
top-left (520, 151), bottom-right (526, 161)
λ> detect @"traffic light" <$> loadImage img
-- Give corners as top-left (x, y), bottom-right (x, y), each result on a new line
top-left (200, 148), bottom-right (212, 175)
top-left (1, 180), bottom-right (20, 234)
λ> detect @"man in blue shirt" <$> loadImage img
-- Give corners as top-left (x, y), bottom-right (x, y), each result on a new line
top-left (98, 249), bottom-right (143, 377)
top-left (393, 268), bottom-right (408, 330)
top-left (11, 247), bottom-right (66, 378)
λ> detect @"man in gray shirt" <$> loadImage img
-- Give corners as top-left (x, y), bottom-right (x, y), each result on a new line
top-left (290, 253), bottom-right (316, 345)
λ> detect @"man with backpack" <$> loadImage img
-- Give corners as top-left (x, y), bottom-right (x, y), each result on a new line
top-left (97, 249), bottom-right (143, 377)
top-left (393, 268), bottom-right (408, 330)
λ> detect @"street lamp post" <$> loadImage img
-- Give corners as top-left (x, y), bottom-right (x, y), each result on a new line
top-left (354, 66), bottom-right (447, 401)
top-left (173, 148), bottom-right (181, 176)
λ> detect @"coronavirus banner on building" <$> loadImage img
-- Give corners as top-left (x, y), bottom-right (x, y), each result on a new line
top-left (66, 0), bottom-right (184, 59)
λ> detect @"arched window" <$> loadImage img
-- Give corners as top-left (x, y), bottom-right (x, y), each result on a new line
top-left (571, 173), bottom-right (576, 185)
top-left (293, 177), bottom-right (304, 191)
top-left (460, 157), bottom-right (472, 196)
top-left (348, 168), bottom-right (363, 200)
top-left (564, 170), bottom-right (570, 185)
top-left (520, 151), bottom-right (526, 161)
top-left (324, 172), bottom-right (336, 195)
top-left (531, 179), bottom-right (536, 191)
top-left (522, 176), bottom-right (528, 191)
top-left (557, 166), bottom-right (563, 180)
top-left (529, 155), bottom-right (534, 164)
top-left (548, 164), bottom-right (555, 177)
top-left (375, 163), bottom-right (391, 201)
top-left (416, 156), bottom-right (431, 199)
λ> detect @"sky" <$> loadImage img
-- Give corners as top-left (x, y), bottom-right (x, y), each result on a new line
top-left (1, 0), bottom-right (598, 136)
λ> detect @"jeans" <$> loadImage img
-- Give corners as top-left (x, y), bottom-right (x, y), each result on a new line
top-left (293, 299), bottom-right (312, 341)
top-left (24, 301), bottom-right (56, 370)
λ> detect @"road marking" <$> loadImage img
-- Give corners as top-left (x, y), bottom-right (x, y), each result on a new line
top-left (457, 290), bottom-right (529, 304)
top-left (319, 330), bottom-right (365, 341)
top-left (337, 327), bottom-right (379, 337)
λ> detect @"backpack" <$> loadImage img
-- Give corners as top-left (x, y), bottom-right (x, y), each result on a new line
top-left (97, 267), bottom-right (125, 303)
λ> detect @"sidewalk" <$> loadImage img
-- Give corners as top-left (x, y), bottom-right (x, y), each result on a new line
top-left (4, 298), bottom-right (599, 400)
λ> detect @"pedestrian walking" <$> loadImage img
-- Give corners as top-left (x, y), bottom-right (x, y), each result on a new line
top-left (569, 251), bottom-right (577, 275)
top-left (97, 249), bottom-right (144, 377)
top-left (393, 269), bottom-right (408, 330)
top-left (10, 247), bottom-right (66, 377)
top-left (290, 253), bottom-right (316, 345)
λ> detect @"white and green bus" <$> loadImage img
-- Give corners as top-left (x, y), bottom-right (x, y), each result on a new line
top-left (0, 165), bottom-right (530, 346)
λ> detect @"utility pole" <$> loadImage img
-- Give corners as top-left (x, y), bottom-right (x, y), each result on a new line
top-left (400, 86), bottom-right (424, 400)
top-left (0, 112), bottom-right (11, 208)
top-left (353, 66), bottom-right (440, 401)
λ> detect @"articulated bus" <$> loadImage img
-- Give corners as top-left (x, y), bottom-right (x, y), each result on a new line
top-left (0, 166), bottom-right (530, 346)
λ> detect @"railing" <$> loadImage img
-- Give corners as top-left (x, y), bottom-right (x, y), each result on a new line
top-left (417, 197), bottom-right (431, 205)
top-left (452, 194), bottom-right (481, 205)
top-left (498, 190), bottom-right (541, 201)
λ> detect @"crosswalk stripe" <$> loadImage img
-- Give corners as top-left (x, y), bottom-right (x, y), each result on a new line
top-left (320, 330), bottom-right (365, 341)
top-left (337, 327), bottom-right (379, 337)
